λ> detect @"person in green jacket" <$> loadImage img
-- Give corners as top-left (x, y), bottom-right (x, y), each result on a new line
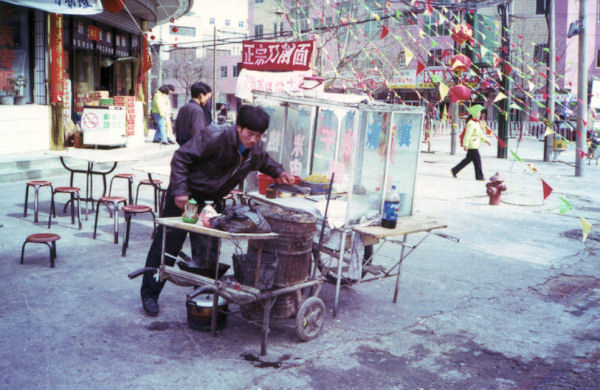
top-left (152, 85), bottom-right (174, 144)
top-left (451, 104), bottom-right (491, 181)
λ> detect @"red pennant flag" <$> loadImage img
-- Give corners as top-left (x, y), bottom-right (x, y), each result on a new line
top-left (518, 34), bottom-right (524, 39)
top-left (579, 150), bottom-right (589, 158)
top-left (416, 60), bottom-right (425, 76)
top-left (380, 25), bottom-right (389, 40)
top-left (542, 91), bottom-right (548, 100)
top-left (583, 119), bottom-right (588, 126)
top-left (542, 179), bottom-right (553, 200)
top-left (505, 63), bottom-right (512, 75)
top-left (496, 135), bottom-right (506, 148)
top-left (442, 49), bottom-right (451, 58)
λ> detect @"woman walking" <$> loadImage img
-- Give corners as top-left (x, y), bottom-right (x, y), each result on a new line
top-left (451, 104), bottom-right (491, 181)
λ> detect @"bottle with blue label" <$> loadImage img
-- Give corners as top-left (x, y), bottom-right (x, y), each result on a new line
top-left (381, 185), bottom-right (400, 229)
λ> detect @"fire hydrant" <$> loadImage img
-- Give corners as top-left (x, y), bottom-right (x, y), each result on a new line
top-left (486, 173), bottom-right (506, 206)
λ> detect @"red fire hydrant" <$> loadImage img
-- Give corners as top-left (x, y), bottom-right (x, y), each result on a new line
top-left (486, 173), bottom-right (507, 206)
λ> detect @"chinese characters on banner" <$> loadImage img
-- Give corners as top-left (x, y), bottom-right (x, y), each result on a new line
top-left (242, 40), bottom-right (314, 71)
top-left (235, 69), bottom-right (310, 101)
top-left (49, 13), bottom-right (64, 104)
top-left (0, 0), bottom-right (103, 14)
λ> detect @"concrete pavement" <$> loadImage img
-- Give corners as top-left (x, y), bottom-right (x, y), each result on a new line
top-left (0, 135), bottom-right (599, 389)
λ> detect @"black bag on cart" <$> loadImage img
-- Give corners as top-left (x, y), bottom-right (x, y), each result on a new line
top-left (210, 205), bottom-right (271, 233)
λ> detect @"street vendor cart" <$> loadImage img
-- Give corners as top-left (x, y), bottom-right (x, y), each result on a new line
top-left (248, 92), bottom-right (458, 315)
top-left (128, 215), bottom-right (326, 356)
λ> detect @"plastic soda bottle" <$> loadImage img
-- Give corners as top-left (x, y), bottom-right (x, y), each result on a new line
top-left (381, 185), bottom-right (400, 229)
top-left (200, 200), bottom-right (218, 227)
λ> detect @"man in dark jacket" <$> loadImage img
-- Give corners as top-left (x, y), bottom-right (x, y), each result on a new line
top-left (174, 81), bottom-right (212, 146)
top-left (140, 105), bottom-right (295, 316)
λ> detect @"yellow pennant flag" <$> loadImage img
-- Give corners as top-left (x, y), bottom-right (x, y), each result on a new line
top-left (581, 217), bottom-right (592, 243)
top-left (527, 65), bottom-right (535, 75)
top-left (528, 81), bottom-right (535, 91)
top-left (419, 29), bottom-right (426, 38)
top-left (404, 49), bottom-right (414, 66)
top-left (494, 92), bottom-right (507, 103)
top-left (442, 104), bottom-right (448, 120)
top-left (544, 127), bottom-right (554, 136)
top-left (451, 59), bottom-right (466, 71)
top-left (439, 82), bottom-right (449, 101)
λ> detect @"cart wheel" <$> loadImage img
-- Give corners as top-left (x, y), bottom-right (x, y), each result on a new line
top-left (312, 245), bottom-right (372, 285)
top-left (295, 297), bottom-right (326, 342)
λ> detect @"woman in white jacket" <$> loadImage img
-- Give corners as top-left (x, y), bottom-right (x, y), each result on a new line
top-left (451, 104), bottom-right (490, 180)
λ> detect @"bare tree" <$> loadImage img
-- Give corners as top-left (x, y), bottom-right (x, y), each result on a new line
top-left (163, 48), bottom-right (212, 100)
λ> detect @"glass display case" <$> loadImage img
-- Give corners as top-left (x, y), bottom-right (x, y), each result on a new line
top-left (252, 92), bottom-right (425, 223)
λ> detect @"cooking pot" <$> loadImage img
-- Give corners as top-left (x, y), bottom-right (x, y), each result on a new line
top-left (186, 286), bottom-right (228, 331)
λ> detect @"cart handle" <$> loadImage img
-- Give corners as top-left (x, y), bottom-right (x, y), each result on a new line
top-left (128, 267), bottom-right (158, 280)
top-left (432, 231), bottom-right (460, 243)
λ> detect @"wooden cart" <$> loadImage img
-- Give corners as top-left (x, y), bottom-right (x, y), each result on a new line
top-left (129, 217), bottom-right (325, 356)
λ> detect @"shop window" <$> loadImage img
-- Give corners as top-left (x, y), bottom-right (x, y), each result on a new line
top-left (210, 18), bottom-right (215, 25)
top-left (596, 50), bottom-right (600, 68)
top-left (396, 10), bottom-right (417, 25)
top-left (0, 3), bottom-right (31, 103)
top-left (225, 19), bottom-right (230, 27)
top-left (220, 66), bottom-right (227, 78)
top-left (239, 21), bottom-right (244, 28)
top-left (232, 64), bottom-right (239, 77)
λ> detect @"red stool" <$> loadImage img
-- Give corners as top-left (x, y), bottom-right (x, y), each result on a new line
top-left (93, 196), bottom-right (128, 244)
top-left (109, 173), bottom-right (135, 204)
top-left (24, 180), bottom-right (53, 223)
top-left (48, 187), bottom-right (82, 229)
top-left (122, 205), bottom-right (156, 257)
top-left (135, 179), bottom-right (163, 212)
top-left (21, 233), bottom-right (61, 268)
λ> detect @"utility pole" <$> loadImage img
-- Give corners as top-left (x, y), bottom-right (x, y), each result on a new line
top-left (497, 0), bottom-right (512, 159)
top-left (450, 8), bottom-right (464, 156)
top-left (544, 0), bottom-right (555, 161)
top-left (212, 25), bottom-right (217, 121)
top-left (575, 0), bottom-right (587, 176)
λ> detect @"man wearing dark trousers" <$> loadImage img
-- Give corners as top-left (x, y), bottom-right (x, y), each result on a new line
top-left (141, 105), bottom-right (295, 316)
top-left (174, 81), bottom-right (212, 146)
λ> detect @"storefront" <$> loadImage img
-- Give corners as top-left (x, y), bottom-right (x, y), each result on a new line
top-left (0, 0), bottom-right (190, 155)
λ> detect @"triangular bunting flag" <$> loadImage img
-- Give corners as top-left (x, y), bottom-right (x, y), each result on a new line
top-left (405, 49), bottom-right (414, 66)
top-left (542, 179), bottom-right (553, 200)
top-left (416, 60), bottom-right (425, 76)
top-left (380, 25), bottom-right (389, 40)
top-left (430, 40), bottom-right (439, 48)
top-left (581, 217), bottom-right (592, 243)
top-left (544, 127), bottom-right (554, 136)
top-left (494, 92), bottom-right (507, 103)
top-left (559, 197), bottom-right (572, 214)
top-left (439, 82), bottom-right (449, 101)
top-left (579, 150), bottom-right (589, 158)
top-left (510, 149), bottom-right (523, 162)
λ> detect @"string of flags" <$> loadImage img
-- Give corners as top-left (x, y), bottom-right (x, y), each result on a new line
top-left (277, 0), bottom-right (594, 243)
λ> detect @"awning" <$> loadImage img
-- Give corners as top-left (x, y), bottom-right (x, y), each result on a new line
top-left (0, 0), bottom-right (103, 14)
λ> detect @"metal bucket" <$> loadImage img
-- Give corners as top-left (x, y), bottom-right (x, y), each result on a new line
top-left (186, 292), bottom-right (228, 331)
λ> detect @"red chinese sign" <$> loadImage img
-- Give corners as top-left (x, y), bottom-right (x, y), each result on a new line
top-left (88, 25), bottom-right (100, 41)
top-left (49, 13), bottom-right (64, 104)
top-left (242, 40), bottom-right (313, 71)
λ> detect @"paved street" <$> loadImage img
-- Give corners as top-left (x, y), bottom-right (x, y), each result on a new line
top-left (0, 135), bottom-right (599, 389)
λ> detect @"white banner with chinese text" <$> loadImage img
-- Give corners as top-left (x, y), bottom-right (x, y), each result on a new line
top-left (235, 69), bottom-right (311, 102)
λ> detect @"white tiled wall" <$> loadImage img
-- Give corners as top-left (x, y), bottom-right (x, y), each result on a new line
top-left (0, 105), bottom-right (51, 155)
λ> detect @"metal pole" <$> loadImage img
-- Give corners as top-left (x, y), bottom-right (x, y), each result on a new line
top-left (497, 1), bottom-right (512, 159)
top-left (575, 0), bottom-right (587, 176)
top-left (544, 0), bottom-right (555, 161)
top-left (213, 25), bottom-right (217, 121)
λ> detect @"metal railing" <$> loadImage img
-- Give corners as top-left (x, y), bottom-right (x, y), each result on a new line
top-left (425, 119), bottom-right (576, 141)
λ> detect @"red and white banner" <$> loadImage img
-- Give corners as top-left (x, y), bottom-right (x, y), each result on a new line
top-left (242, 40), bottom-right (314, 71)
top-left (235, 69), bottom-right (311, 101)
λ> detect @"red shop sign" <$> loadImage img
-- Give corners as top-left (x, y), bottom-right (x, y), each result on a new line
top-left (242, 40), bottom-right (313, 71)
top-left (88, 25), bottom-right (100, 41)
